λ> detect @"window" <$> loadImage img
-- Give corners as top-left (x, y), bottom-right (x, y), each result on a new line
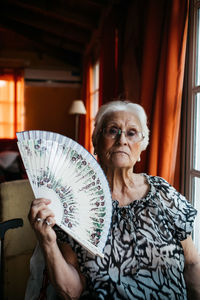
top-left (186, 0), bottom-right (200, 253)
top-left (85, 60), bottom-right (100, 154)
top-left (90, 61), bottom-right (100, 131)
top-left (0, 73), bottom-right (24, 138)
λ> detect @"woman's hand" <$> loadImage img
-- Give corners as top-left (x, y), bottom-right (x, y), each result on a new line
top-left (28, 198), bottom-right (56, 246)
top-left (28, 198), bottom-right (85, 299)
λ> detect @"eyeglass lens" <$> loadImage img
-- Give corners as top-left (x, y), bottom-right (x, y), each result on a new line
top-left (103, 126), bottom-right (143, 142)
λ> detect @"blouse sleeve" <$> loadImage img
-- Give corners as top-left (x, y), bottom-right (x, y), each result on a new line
top-left (53, 225), bottom-right (74, 244)
top-left (53, 225), bottom-right (83, 255)
top-left (157, 177), bottom-right (197, 241)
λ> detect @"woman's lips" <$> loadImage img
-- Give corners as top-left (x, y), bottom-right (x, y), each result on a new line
top-left (112, 151), bottom-right (128, 155)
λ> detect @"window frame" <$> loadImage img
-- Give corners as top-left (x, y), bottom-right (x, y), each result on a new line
top-left (185, 0), bottom-right (200, 252)
top-left (87, 60), bottom-right (100, 154)
top-left (0, 73), bottom-right (24, 139)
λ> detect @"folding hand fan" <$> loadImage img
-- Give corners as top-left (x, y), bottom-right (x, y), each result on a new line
top-left (17, 130), bottom-right (112, 258)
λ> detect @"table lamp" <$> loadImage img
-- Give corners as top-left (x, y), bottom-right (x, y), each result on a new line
top-left (69, 100), bottom-right (86, 141)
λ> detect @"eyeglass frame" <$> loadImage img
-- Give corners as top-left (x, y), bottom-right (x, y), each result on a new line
top-left (100, 126), bottom-right (144, 143)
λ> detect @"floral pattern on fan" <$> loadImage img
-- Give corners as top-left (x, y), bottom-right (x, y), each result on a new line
top-left (36, 170), bottom-right (78, 230)
top-left (17, 130), bottom-right (112, 257)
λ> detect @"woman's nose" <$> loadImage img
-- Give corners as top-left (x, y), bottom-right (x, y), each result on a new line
top-left (117, 131), bottom-right (127, 144)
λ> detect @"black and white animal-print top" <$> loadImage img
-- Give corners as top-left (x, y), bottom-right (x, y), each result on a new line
top-left (56, 175), bottom-right (197, 300)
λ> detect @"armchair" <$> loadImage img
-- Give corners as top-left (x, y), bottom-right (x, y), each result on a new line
top-left (0, 179), bottom-right (37, 300)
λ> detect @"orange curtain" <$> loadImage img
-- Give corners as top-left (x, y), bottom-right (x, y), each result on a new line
top-left (140, 0), bottom-right (189, 187)
top-left (82, 0), bottom-right (189, 189)
top-left (0, 71), bottom-right (24, 139)
top-left (123, 0), bottom-right (189, 188)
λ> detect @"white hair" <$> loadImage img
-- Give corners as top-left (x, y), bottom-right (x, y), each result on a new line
top-left (92, 100), bottom-right (149, 154)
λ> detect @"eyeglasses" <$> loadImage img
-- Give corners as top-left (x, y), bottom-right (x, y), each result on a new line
top-left (102, 126), bottom-right (144, 143)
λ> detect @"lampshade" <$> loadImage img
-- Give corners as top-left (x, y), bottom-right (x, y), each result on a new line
top-left (69, 100), bottom-right (86, 115)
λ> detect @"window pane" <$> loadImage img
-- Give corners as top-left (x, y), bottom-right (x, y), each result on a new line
top-left (193, 177), bottom-right (200, 253)
top-left (0, 103), bottom-right (14, 120)
top-left (16, 79), bottom-right (24, 132)
top-left (93, 92), bottom-right (99, 117)
top-left (0, 124), bottom-right (15, 138)
top-left (0, 77), bottom-right (24, 138)
top-left (94, 62), bottom-right (99, 90)
top-left (87, 60), bottom-right (99, 154)
top-left (196, 8), bottom-right (200, 85)
top-left (194, 94), bottom-right (200, 170)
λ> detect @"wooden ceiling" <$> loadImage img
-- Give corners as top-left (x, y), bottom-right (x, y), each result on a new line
top-left (0, 0), bottom-right (115, 68)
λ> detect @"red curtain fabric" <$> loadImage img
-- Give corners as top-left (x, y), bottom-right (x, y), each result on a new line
top-left (99, 3), bottom-right (127, 104)
top-left (82, 0), bottom-right (189, 190)
top-left (123, 0), bottom-right (189, 189)
top-left (99, 11), bottom-right (117, 105)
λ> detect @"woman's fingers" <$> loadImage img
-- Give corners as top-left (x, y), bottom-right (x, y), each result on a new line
top-left (28, 198), bottom-right (57, 245)
top-left (28, 198), bottom-right (55, 226)
top-left (34, 216), bottom-right (56, 227)
top-left (32, 214), bottom-right (55, 230)
top-left (44, 217), bottom-right (55, 227)
top-left (32, 198), bottom-right (51, 206)
top-left (36, 207), bottom-right (55, 221)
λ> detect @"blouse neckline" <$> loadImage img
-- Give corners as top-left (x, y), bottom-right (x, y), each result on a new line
top-left (112, 173), bottom-right (154, 209)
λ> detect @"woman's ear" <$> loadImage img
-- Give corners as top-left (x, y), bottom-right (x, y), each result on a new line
top-left (94, 133), bottom-right (102, 156)
top-left (94, 145), bottom-right (98, 156)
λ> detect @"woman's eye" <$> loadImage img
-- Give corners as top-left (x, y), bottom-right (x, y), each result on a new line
top-left (108, 127), bottom-right (118, 135)
top-left (127, 130), bottom-right (137, 137)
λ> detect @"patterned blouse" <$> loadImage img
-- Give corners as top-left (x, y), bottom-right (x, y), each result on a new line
top-left (56, 175), bottom-right (197, 300)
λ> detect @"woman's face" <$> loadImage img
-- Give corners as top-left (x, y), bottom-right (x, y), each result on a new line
top-left (98, 111), bottom-right (143, 170)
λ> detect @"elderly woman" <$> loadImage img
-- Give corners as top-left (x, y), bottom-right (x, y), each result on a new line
top-left (27, 101), bottom-right (200, 300)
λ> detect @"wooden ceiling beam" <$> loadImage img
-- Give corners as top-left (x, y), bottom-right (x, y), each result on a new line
top-left (72, 0), bottom-right (110, 10)
top-left (0, 17), bottom-right (82, 67)
top-left (0, 3), bottom-right (91, 44)
top-left (4, 0), bottom-right (99, 31)
top-left (43, 35), bottom-right (84, 54)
